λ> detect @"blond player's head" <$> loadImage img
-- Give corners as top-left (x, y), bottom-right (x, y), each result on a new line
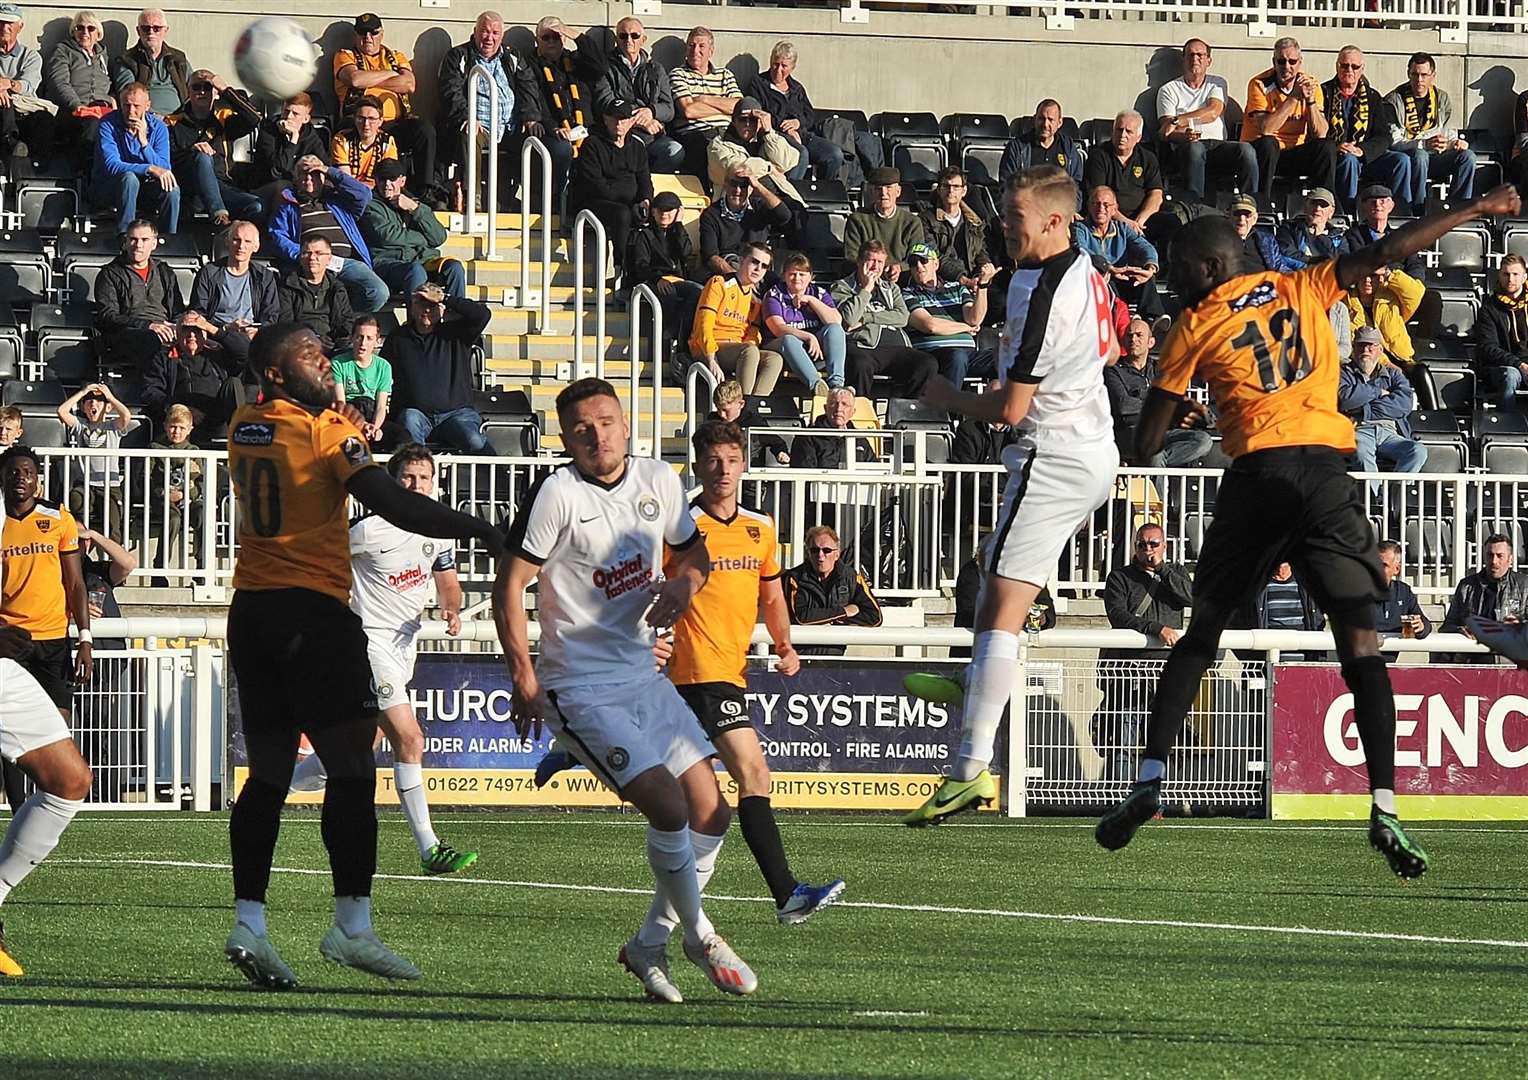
top-left (1001, 167), bottom-right (1077, 264)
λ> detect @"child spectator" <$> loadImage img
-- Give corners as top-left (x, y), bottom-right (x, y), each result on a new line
top-left (0, 406), bottom-right (22, 447)
top-left (329, 315), bottom-right (392, 441)
top-left (59, 382), bottom-right (132, 539)
top-left (150, 403), bottom-right (203, 581)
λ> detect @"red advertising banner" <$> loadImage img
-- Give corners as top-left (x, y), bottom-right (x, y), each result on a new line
top-left (1271, 664), bottom-right (1528, 819)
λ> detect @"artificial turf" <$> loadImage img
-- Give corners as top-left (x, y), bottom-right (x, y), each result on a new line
top-left (2, 811), bottom-right (1526, 1079)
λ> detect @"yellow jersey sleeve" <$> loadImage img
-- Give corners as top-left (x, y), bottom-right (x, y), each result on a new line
top-left (761, 517), bottom-right (781, 580)
top-left (315, 410), bottom-right (375, 487)
top-left (58, 508), bottom-right (79, 555)
top-left (1290, 260), bottom-right (1344, 312)
top-left (1153, 319), bottom-right (1198, 398)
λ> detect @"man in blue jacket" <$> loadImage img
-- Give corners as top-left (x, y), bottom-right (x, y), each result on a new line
top-left (267, 155), bottom-right (389, 314)
top-left (1338, 326), bottom-right (1427, 482)
top-left (93, 81), bottom-right (179, 235)
top-left (1071, 185), bottom-right (1162, 319)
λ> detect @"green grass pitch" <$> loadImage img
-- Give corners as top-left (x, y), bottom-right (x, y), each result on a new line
top-left (2, 812), bottom-right (1527, 1078)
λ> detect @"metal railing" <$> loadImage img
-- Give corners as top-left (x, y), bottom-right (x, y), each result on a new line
top-left (628, 283), bottom-right (665, 458)
top-left (461, 67), bottom-right (502, 263)
top-left (684, 360), bottom-right (722, 476)
top-left (570, 208), bottom-right (608, 378)
top-left (519, 135), bottom-right (553, 332)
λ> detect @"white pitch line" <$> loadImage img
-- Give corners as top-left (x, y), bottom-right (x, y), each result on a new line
top-left (51, 856), bottom-right (1528, 952)
top-left (854, 1010), bottom-right (929, 1018)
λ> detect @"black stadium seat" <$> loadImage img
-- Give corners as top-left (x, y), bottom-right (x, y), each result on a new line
top-left (1477, 408), bottom-right (1528, 447)
top-left (1407, 410), bottom-right (1460, 437)
top-left (875, 112), bottom-right (945, 187)
top-left (2, 380), bottom-right (68, 407)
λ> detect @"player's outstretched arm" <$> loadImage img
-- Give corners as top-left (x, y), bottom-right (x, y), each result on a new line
top-left (347, 467), bottom-right (504, 552)
top-left (1335, 184), bottom-right (1522, 290)
top-left (923, 374), bottom-right (1039, 428)
top-left (492, 554), bottom-right (543, 737)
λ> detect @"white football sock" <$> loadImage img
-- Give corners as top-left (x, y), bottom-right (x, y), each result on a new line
top-left (1372, 788), bottom-right (1397, 814)
top-left (954, 630), bottom-right (1021, 781)
top-left (334, 895), bottom-right (371, 936)
top-left (642, 825), bottom-right (713, 949)
top-left (637, 828), bottom-right (725, 947)
top-left (394, 763), bottom-right (438, 856)
top-left (0, 791), bottom-right (81, 906)
top-left (235, 899), bottom-right (267, 937)
top-left (288, 752), bottom-right (328, 794)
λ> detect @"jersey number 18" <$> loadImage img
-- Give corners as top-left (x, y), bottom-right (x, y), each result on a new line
top-left (1231, 308), bottom-right (1313, 393)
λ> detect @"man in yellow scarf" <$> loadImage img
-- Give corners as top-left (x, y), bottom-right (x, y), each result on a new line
top-left (1476, 255), bottom-right (1528, 407)
top-left (1320, 46), bottom-right (1409, 216)
top-left (1384, 51), bottom-right (1475, 216)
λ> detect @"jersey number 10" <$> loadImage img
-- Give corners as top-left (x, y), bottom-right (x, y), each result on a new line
top-left (1231, 308), bottom-right (1313, 393)
top-left (232, 457), bottom-right (283, 538)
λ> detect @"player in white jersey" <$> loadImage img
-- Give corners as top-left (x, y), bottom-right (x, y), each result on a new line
top-left (0, 487), bottom-right (93, 975)
top-left (903, 166), bottom-right (1123, 826)
top-left (493, 378), bottom-right (756, 1003)
top-left (288, 444), bottom-right (477, 875)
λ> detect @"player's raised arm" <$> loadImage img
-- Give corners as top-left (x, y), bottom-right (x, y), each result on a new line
top-left (1335, 184), bottom-right (1521, 289)
top-left (923, 375), bottom-right (1039, 428)
top-left (346, 467), bottom-right (503, 552)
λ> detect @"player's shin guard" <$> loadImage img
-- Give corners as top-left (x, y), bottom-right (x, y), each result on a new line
top-left (322, 776), bottom-right (378, 899)
top-left (645, 825), bottom-right (713, 948)
top-left (954, 630), bottom-right (1020, 781)
top-left (1141, 632), bottom-right (1220, 766)
top-left (230, 777), bottom-right (287, 903)
top-left (638, 828), bottom-right (724, 947)
top-left (738, 796), bottom-right (796, 907)
top-left (1341, 655), bottom-right (1397, 792)
top-left (0, 791), bottom-right (81, 904)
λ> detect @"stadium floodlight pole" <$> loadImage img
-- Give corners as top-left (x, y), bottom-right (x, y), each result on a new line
top-left (571, 209), bottom-right (607, 379)
top-left (519, 136), bottom-right (553, 331)
top-left (629, 283), bottom-right (664, 457)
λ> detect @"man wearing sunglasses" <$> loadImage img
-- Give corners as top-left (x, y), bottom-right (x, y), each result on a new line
top-left (111, 7), bottom-right (189, 116)
top-left (597, 17), bottom-right (683, 173)
top-left (166, 68), bottom-right (263, 227)
top-left (1241, 37), bottom-right (1336, 204)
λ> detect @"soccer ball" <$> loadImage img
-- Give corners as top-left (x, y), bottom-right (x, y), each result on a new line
top-left (233, 17), bottom-right (319, 101)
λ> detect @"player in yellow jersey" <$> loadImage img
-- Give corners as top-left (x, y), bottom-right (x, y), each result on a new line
top-left (1097, 184), bottom-right (1522, 877)
top-left (224, 322), bottom-right (502, 991)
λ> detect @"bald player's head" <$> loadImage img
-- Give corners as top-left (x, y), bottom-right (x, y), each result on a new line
top-left (1168, 215), bottom-right (1246, 307)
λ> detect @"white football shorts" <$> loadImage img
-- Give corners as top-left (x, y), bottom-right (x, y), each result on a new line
top-left (543, 672), bottom-right (714, 792)
top-left (0, 657), bottom-right (74, 762)
top-left (985, 437), bottom-right (1120, 587)
top-left (365, 628), bottom-right (419, 714)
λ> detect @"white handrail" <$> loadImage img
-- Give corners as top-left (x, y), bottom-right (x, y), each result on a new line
top-left (628, 282), bottom-right (664, 458)
top-left (571, 208), bottom-right (608, 377)
top-left (461, 67), bottom-right (500, 262)
top-left (684, 360), bottom-right (719, 475)
top-left (519, 136), bottom-right (553, 331)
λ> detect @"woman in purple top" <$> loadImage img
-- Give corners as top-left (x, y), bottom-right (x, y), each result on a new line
top-left (763, 252), bottom-right (846, 394)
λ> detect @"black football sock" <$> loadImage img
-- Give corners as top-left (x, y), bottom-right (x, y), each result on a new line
top-left (230, 777), bottom-right (286, 903)
top-left (1342, 655), bottom-right (1397, 793)
top-left (322, 775), bottom-right (378, 899)
top-left (738, 796), bottom-right (797, 907)
top-left (1141, 634), bottom-right (1219, 765)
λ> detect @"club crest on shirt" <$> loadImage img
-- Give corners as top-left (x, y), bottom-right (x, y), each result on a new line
top-left (637, 495), bottom-right (661, 522)
top-left (231, 422), bottom-right (275, 446)
top-left (341, 437), bottom-right (370, 467)
top-left (374, 680), bottom-right (394, 700)
top-left (1228, 281), bottom-right (1279, 313)
top-left (745, 523), bottom-right (761, 542)
top-left (607, 747), bottom-right (629, 771)
top-left (35, 519), bottom-right (49, 532)
top-left (1131, 165), bottom-right (1143, 178)
top-left (422, 542), bottom-right (435, 557)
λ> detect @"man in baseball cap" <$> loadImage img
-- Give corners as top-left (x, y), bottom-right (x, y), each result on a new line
top-left (359, 158), bottom-right (468, 299)
top-left (844, 165), bottom-right (922, 281)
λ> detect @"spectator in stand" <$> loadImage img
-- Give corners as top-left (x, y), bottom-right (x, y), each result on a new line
top-left (1072, 185), bottom-right (1163, 320)
top-left (0, 5), bottom-right (57, 159)
top-left (1272, 186), bottom-right (1344, 268)
top-left (763, 251), bottom-right (844, 396)
top-left (782, 524), bottom-right (882, 656)
top-left (842, 166), bottom-right (925, 282)
top-left (1475, 254), bottom-right (1528, 407)
top-left (1097, 523), bottom-right (1192, 779)
top-left (707, 95), bottom-right (803, 204)
top-left (188, 219), bottom-right (278, 366)
top-left (1512, 89), bottom-right (1528, 199)
top-left (0, 406), bottom-right (22, 446)
top-left (1083, 111), bottom-right (1164, 232)
top-left (793, 387), bottom-right (877, 470)
top-left (690, 241), bottom-right (783, 397)
top-left (166, 68), bottom-right (262, 226)
top-left (951, 380), bottom-right (1020, 465)
top-left (1345, 184), bottom-right (1428, 278)
top-left (903, 243), bottom-right (993, 388)
top-left (436, 11), bottom-right (542, 211)
top-left (743, 41), bottom-right (833, 182)
top-left (1442, 533), bottom-right (1528, 661)
top-left (998, 99), bottom-right (1085, 190)
top-left (268, 155), bottom-right (388, 314)
top-left (920, 167), bottom-right (996, 289)
top-left (1320, 46), bottom-right (1408, 216)
top-left (278, 235), bottom-right (355, 355)
top-left (1242, 37), bottom-right (1336, 204)
top-left (1345, 261), bottom-right (1426, 395)
top-left (832, 240), bottom-right (936, 399)
top-left (334, 12), bottom-right (442, 206)
top-left (1339, 326), bottom-right (1427, 482)
top-left (331, 98), bottom-right (399, 191)
top-left (92, 81), bottom-right (180, 235)
top-left (698, 166), bottom-right (791, 278)
top-left (361, 158), bottom-right (468, 299)
top-left (628, 190), bottom-right (699, 345)
top-left (1237, 562), bottom-right (1327, 662)
top-left (110, 8), bottom-right (188, 115)
top-left (668, 26), bottom-right (741, 181)
top-left (597, 17), bottom-right (681, 172)
top-left (1104, 318), bottom-right (1218, 467)
top-left (149, 403), bottom-right (201, 574)
top-left (1331, 294), bottom-right (1353, 362)
top-left (140, 313), bottom-right (243, 443)
top-left (568, 98), bottom-right (651, 279)
top-left (525, 17), bottom-right (603, 202)
top-left (45, 11), bottom-right (113, 166)
top-left (246, 93), bottom-right (331, 208)
top-left (709, 378), bottom-right (788, 468)
top-left (58, 383), bottom-right (130, 529)
top-left (1156, 38), bottom-right (1258, 206)
top-left (1230, 193), bottom-right (1277, 269)
top-left (94, 218), bottom-right (183, 371)
top-left (330, 315), bottom-right (391, 441)
top-left (1375, 540), bottom-right (1431, 641)
top-left (385, 283), bottom-right (493, 452)
top-left (1386, 52), bottom-right (1474, 214)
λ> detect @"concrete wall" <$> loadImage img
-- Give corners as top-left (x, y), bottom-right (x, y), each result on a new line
top-left (18, 2), bottom-right (1528, 135)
